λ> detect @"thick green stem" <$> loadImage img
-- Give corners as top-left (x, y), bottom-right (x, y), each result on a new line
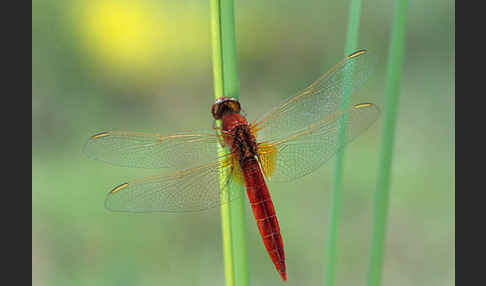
top-left (367, 1), bottom-right (408, 286)
top-left (324, 1), bottom-right (362, 286)
top-left (210, 1), bottom-right (249, 286)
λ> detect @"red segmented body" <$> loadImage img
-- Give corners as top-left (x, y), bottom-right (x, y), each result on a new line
top-left (221, 110), bottom-right (287, 281)
top-left (241, 158), bottom-right (286, 281)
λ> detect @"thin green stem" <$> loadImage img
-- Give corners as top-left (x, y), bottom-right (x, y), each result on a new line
top-left (367, 1), bottom-right (408, 286)
top-left (450, 0), bottom-right (454, 284)
top-left (210, 0), bottom-right (224, 99)
top-left (210, 1), bottom-right (234, 286)
top-left (324, 1), bottom-right (362, 286)
top-left (210, 1), bottom-right (249, 286)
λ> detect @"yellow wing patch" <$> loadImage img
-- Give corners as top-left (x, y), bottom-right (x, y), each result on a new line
top-left (218, 155), bottom-right (245, 186)
top-left (250, 124), bottom-right (261, 137)
top-left (258, 143), bottom-right (278, 179)
top-left (230, 158), bottom-right (245, 186)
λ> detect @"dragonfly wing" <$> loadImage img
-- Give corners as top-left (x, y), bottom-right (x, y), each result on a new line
top-left (83, 130), bottom-right (222, 169)
top-left (252, 49), bottom-right (373, 144)
top-left (258, 103), bottom-right (380, 182)
top-left (105, 155), bottom-right (245, 212)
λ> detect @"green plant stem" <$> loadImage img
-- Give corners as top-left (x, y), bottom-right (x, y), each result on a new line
top-left (324, 1), bottom-right (362, 286)
top-left (210, 1), bottom-right (233, 285)
top-left (367, 1), bottom-right (408, 286)
top-left (450, 0), bottom-right (454, 284)
top-left (210, 1), bottom-right (249, 286)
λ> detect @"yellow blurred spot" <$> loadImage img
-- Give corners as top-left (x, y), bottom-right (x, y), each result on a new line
top-left (258, 143), bottom-right (278, 179)
top-left (79, 0), bottom-right (160, 72)
top-left (72, 0), bottom-right (209, 86)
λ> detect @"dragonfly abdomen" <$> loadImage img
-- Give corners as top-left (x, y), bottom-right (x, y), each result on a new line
top-left (220, 105), bottom-right (287, 280)
top-left (241, 157), bottom-right (287, 281)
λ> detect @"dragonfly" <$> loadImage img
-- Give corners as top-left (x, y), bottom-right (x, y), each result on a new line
top-left (84, 49), bottom-right (380, 281)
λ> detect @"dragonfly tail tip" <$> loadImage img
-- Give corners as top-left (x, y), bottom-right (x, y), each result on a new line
top-left (279, 271), bottom-right (287, 281)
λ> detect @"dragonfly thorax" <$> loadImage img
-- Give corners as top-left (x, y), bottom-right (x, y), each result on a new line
top-left (228, 123), bottom-right (258, 163)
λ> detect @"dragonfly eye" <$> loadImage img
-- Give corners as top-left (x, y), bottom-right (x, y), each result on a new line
top-left (211, 103), bottom-right (220, 120)
top-left (211, 97), bottom-right (241, 120)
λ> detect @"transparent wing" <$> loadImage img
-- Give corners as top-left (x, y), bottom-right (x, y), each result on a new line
top-left (105, 154), bottom-right (246, 212)
top-left (258, 103), bottom-right (380, 182)
top-left (83, 131), bottom-right (222, 169)
top-left (252, 49), bottom-right (373, 144)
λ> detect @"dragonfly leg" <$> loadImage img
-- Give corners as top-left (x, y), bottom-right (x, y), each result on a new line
top-left (212, 120), bottom-right (221, 130)
top-left (211, 120), bottom-right (226, 147)
top-left (240, 108), bottom-right (247, 118)
top-left (218, 138), bottom-right (226, 148)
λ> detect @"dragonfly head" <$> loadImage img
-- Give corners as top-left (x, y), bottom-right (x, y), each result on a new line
top-left (211, 97), bottom-right (241, 120)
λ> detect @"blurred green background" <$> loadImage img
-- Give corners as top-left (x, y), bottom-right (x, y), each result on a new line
top-left (32, 0), bottom-right (453, 285)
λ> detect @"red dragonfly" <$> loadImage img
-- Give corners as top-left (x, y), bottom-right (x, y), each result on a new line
top-left (84, 49), bottom-right (379, 281)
